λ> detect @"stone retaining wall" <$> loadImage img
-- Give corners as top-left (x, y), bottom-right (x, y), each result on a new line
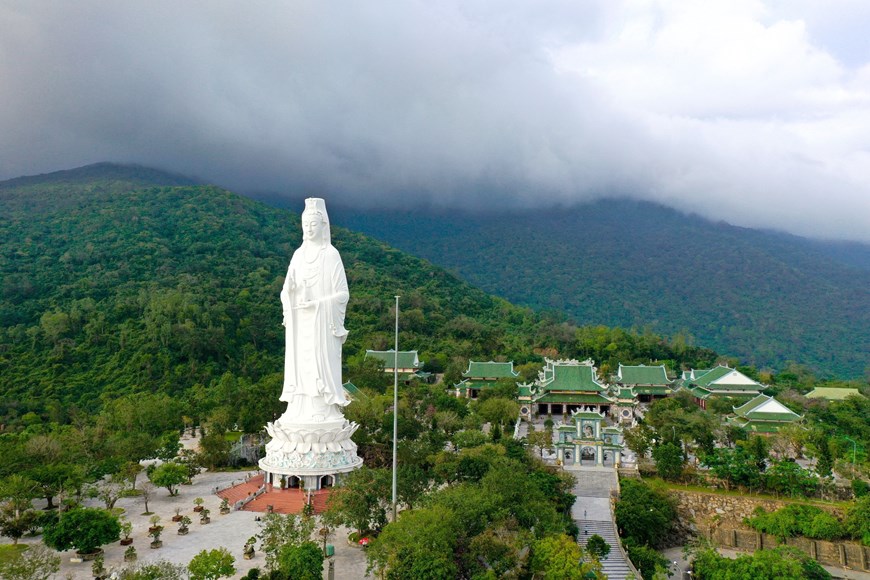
top-left (697, 524), bottom-right (869, 571)
top-left (672, 490), bottom-right (866, 571)
top-left (671, 489), bottom-right (844, 529)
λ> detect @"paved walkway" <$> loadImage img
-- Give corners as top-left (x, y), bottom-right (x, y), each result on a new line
top-left (565, 466), bottom-right (636, 579)
top-left (12, 468), bottom-right (370, 580)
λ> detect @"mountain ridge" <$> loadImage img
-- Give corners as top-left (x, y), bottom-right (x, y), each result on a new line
top-left (0, 163), bottom-right (726, 422)
top-left (328, 200), bottom-right (869, 378)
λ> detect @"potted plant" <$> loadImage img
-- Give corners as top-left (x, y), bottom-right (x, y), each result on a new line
top-left (243, 537), bottom-right (256, 560)
top-left (172, 507), bottom-right (183, 522)
top-left (199, 508), bottom-right (211, 524)
top-left (92, 553), bottom-right (107, 579)
top-left (193, 497), bottom-right (204, 512)
top-left (119, 519), bottom-right (133, 545)
top-left (178, 515), bottom-right (191, 535)
top-left (149, 525), bottom-right (163, 549)
top-left (124, 545), bottom-right (137, 563)
top-left (219, 498), bottom-right (230, 515)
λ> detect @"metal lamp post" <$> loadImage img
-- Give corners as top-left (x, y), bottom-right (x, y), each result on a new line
top-left (844, 436), bottom-right (857, 475)
top-left (391, 296), bottom-right (399, 523)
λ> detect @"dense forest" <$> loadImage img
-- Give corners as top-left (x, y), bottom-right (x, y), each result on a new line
top-left (0, 164), bottom-right (867, 579)
top-left (328, 200), bottom-right (870, 378)
top-left (0, 163), bottom-right (722, 428)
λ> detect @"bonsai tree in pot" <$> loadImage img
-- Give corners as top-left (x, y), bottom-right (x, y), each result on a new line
top-left (220, 498), bottom-right (231, 515)
top-left (178, 515), bottom-right (191, 535)
top-left (119, 518), bottom-right (133, 545)
top-left (149, 524), bottom-right (164, 549)
top-left (200, 508), bottom-right (211, 524)
top-left (148, 514), bottom-right (162, 533)
top-left (172, 507), bottom-right (183, 522)
top-left (243, 537), bottom-right (256, 560)
top-left (92, 553), bottom-right (107, 579)
top-left (124, 545), bottom-right (137, 562)
top-left (193, 497), bottom-right (205, 512)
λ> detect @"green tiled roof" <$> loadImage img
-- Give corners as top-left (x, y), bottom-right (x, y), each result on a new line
top-left (541, 361), bottom-right (605, 392)
top-left (616, 387), bottom-right (636, 400)
top-left (533, 393), bottom-right (613, 405)
top-left (733, 395), bottom-right (801, 422)
top-left (463, 361), bottom-right (518, 379)
top-left (805, 388), bottom-right (866, 400)
top-left (616, 364), bottom-right (672, 386)
top-left (365, 350), bottom-right (421, 370)
top-left (517, 384), bottom-right (533, 398)
top-left (683, 365), bottom-right (763, 394)
top-left (342, 382), bottom-right (366, 400)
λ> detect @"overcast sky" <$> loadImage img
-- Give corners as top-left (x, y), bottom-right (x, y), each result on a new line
top-left (2, 1), bottom-right (870, 242)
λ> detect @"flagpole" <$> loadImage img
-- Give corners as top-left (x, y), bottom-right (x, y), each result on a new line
top-left (391, 295), bottom-right (399, 523)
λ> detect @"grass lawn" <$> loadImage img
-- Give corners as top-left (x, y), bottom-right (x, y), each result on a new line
top-left (0, 543), bottom-right (28, 564)
top-left (223, 431), bottom-right (243, 443)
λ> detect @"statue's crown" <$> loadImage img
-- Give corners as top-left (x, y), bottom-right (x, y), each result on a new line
top-left (304, 198), bottom-right (326, 216)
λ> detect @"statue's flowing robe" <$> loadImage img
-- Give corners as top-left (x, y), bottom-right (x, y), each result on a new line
top-left (280, 243), bottom-right (349, 408)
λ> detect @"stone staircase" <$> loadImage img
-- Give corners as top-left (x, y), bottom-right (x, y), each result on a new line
top-left (578, 518), bottom-right (634, 579)
top-left (567, 466), bottom-right (639, 580)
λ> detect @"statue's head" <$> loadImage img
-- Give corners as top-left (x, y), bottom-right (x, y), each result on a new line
top-left (301, 198), bottom-right (331, 245)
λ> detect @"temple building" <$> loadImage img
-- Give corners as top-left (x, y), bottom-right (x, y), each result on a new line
top-left (365, 349), bottom-right (424, 375)
top-left (727, 394), bottom-right (802, 434)
top-left (612, 386), bottom-right (638, 424)
top-left (681, 365), bottom-right (765, 409)
top-left (612, 364), bottom-right (674, 403)
top-left (454, 360), bottom-right (519, 399)
top-left (554, 408), bottom-right (624, 467)
top-left (805, 387), bottom-right (866, 401)
top-left (518, 358), bottom-right (612, 419)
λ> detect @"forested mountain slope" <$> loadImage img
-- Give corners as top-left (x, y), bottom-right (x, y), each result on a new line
top-left (330, 202), bottom-right (870, 378)
top-left (0, 164), bottom-right (721, 425)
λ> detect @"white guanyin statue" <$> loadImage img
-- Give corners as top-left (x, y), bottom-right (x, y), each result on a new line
top-left (259, 198), bottom-right (362, 479)
top-left (279, 197), bottom-right (349, 422)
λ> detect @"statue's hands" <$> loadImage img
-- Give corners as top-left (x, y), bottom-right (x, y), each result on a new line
top-left (295, 300), bottom-right (315, 310)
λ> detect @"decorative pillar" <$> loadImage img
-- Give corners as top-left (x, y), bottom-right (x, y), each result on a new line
top-left (596, 445), bottom-right (603, 466)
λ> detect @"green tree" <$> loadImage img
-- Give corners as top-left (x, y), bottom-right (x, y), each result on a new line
top-left (764, 459), bottom-right (819, 498)
top-left (323, 467), bottom-right (390, 535)
top-left (614, 478), bottom-right (677, 549)
top-left (148, 462), bottom-right (188, 496)
top-left (42, 507), bottom-right (121, 554)
top-left (585, 534), bottom-right (611, 561)
top-left (530, 533), bottom-right (599, 579)
top-left (256, 512), bottom-right (316, 571)
top-left (276, 542), bottom-right (323, 580)
top-left (652, 442), bottom-right (684, 481)
top-left (367, 506), bottom-right (460, 580)
top-left (0, 474), bottom-right (39, 544)
top-left (476, 397), bottom-right (520, 428)
top-left (845, 495), bottom-right (870, 545)
top-left (197, 432), bottom-right (232, 470)
top-left (814, 434), bottom-right (834, 478)
top-left (623, 423), bottom-right (654, 457)
top-left (187, 548), bottom-right (236, 580)
top-left (693, 546), bottom-right (830, 579)
top-left (625, 543), bottom-right (669, 580)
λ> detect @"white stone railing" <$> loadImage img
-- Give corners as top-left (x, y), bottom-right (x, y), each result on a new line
top-left (234, 484), bottom-right (267, 511)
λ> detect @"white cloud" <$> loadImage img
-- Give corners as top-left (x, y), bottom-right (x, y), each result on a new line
top-left (1, 0), bottom-right (869, 241)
